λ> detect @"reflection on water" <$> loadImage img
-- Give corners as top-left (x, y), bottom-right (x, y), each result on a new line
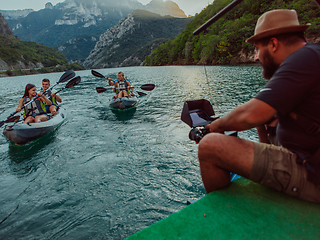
top-left (8, 131), bottom-right (56, 163)
top-left (7, 131), bottom-right (58, 177)
top-left (111, 107), bottom-right (136, 121)
top-left (96, 103), bottom-right (137, 122)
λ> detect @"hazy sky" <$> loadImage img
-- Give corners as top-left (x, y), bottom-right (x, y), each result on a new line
top-left (0, 0), bottom-right (212, 16)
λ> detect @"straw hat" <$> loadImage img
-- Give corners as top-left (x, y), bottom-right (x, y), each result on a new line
top-left (246, 9), bottom-right (310, 44)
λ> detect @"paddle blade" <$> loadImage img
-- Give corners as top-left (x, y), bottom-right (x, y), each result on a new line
top-left (0, 115), bottom-right (20, 127)
top-left (66, 76), bottom-right (81, 89)
top-left (7, 115), bottom-right (20, 123)
top-left (140, 84), bottom-right (155, 91)
top-left (96, 87), bottom-right (108, 93)
top-left (92, 70), bottom-right (105, 78)
top-left (59, 69), bottom-right (76, 83)
top-left (136, 91), bottom-right (147, 96)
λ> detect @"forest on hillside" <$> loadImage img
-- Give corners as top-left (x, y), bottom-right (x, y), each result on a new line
top-left (0, 35), bottom-right (67, 67)
top-left (144, 0), bottom-right (320, 66)
top-left (0, 35), bottom-right (84, 76)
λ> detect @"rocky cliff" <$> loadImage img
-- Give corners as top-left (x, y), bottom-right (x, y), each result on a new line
top-left (83, 9), bottom-right (192, 69)
top-left (83, 14), bottom-right (136, 68)
top-left (0, 13), bottom-right (14, 37)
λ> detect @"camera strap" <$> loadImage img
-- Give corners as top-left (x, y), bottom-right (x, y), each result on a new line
top-left (289, 111), bottom-right (320, 137)
top-left (289, 111), bottom-right (320, 184)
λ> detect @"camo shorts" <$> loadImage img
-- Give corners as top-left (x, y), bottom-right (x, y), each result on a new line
top-left (249, 142), bottom-right (320, 203)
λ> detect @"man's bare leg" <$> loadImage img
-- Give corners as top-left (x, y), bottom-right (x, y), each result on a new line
top-left (198, 133), bottom-right (255, 193)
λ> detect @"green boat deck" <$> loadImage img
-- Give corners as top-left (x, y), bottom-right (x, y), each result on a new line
top-left (126, 178), bottom-right (320, 239)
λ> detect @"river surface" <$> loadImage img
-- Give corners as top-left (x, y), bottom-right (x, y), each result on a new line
top-left (0, 65), bottom-right (265, 239)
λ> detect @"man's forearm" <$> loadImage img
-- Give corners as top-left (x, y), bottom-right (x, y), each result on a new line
top-left (207, 99), bottom-right (277, 133)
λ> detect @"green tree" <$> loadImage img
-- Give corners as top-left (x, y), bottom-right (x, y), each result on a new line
top-left (144, 0), bottom-right (320, 66)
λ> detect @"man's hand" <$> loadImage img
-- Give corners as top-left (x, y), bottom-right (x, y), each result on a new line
top-left (205, 118), bottom-right (224, 134)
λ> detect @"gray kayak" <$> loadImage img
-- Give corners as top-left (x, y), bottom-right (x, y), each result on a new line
top-left (109, 95), bottom-right (138, 110)
top-left (3, 107), bottom-right (66, 145)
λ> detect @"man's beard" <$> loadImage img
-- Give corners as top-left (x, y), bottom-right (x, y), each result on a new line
top-left (260, 50), bottom-right (279, 80)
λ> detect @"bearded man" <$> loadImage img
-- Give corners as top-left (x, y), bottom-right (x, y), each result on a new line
top-left (198, 9), bottom-right (320, 203)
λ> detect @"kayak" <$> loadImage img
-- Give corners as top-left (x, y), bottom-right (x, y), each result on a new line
top-left (3, 107), bottom-right (66, 145)
top-left (109, 95), bottom-right (138, 110)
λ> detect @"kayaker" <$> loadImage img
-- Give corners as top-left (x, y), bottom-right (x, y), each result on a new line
top-left (197, 9), bottom-right (320, 203)
top-left (41, 78), bottom-right (62, 115)
top-left (111, 71), bottom-right (133, 98)
top-left (16, 83), bottom-right (52, 124)
top-left (107, 71), bottom-right (131, 86)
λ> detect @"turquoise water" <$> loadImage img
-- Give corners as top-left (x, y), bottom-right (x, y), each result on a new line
top-left (0, 65), bottom-right (265, 239)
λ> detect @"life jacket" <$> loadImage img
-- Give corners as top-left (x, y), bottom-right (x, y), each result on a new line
top-left (41, 89), bottom-right (57, 105)
top-left (23, 96), bottom-right (46, 116)
top-left (116, 80), bottom-right (130, 94)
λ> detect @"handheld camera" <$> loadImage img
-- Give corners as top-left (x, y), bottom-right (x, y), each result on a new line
top-left (181, 99), bottom-right (237, 143)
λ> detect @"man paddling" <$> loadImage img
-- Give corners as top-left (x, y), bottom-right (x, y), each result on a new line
top-left (198, 9), bottom-right (320, 203)
top-left (41, 78), bottom-right (62, 115)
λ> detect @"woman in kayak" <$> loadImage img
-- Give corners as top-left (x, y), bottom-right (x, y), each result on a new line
top-left (109, 72), bottom-right (133, 98)
top-left (16, 83), bottom-right (52, 124)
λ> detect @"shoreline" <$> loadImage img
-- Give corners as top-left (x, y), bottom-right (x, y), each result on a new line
top-left (0, 63), bottom-right (261, 78)
top-left (0, 63), bottom-right (85, 78)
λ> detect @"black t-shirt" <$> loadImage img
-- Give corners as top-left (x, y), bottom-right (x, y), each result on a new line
top-left (255, 42), bottom-right (320, 160)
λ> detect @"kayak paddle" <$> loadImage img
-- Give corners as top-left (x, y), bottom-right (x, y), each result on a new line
top-left (55, 76), bottom-right (81, 94)
top-left (0, 115), bottom-right (21, 127)
top-left (136, 91), bottom-right (147, 96)
top-left (48, 69), bottom-right (76, 91)
top-left (96, 84), bottom-right (155, 94)
top-left (92, 69), bottom-right (115, 85)
top-left (92, 70), bottom-right (106, 78)
top-left (138, 84), bottom-right (155, 91)
top-left (0, 70), bottom-right (77, 127)
top-left (96, 87), bottom-right (110, 93)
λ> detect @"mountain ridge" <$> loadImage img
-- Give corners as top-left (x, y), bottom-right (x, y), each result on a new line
top-left (84, 9), bottom-right (192, 69)
top-left (2, 0), bottom-right (187, 63)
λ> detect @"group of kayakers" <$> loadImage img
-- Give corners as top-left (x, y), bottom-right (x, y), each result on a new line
top-left (16, 79), bottom-right (62, 124)
top-left (15, 71), bottom-right (131, 124)
top-left (15, 71), bottom-right (131, 125)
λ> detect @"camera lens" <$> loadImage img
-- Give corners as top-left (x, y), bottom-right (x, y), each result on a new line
top-left (189, 128), bottom-right (202, 142)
